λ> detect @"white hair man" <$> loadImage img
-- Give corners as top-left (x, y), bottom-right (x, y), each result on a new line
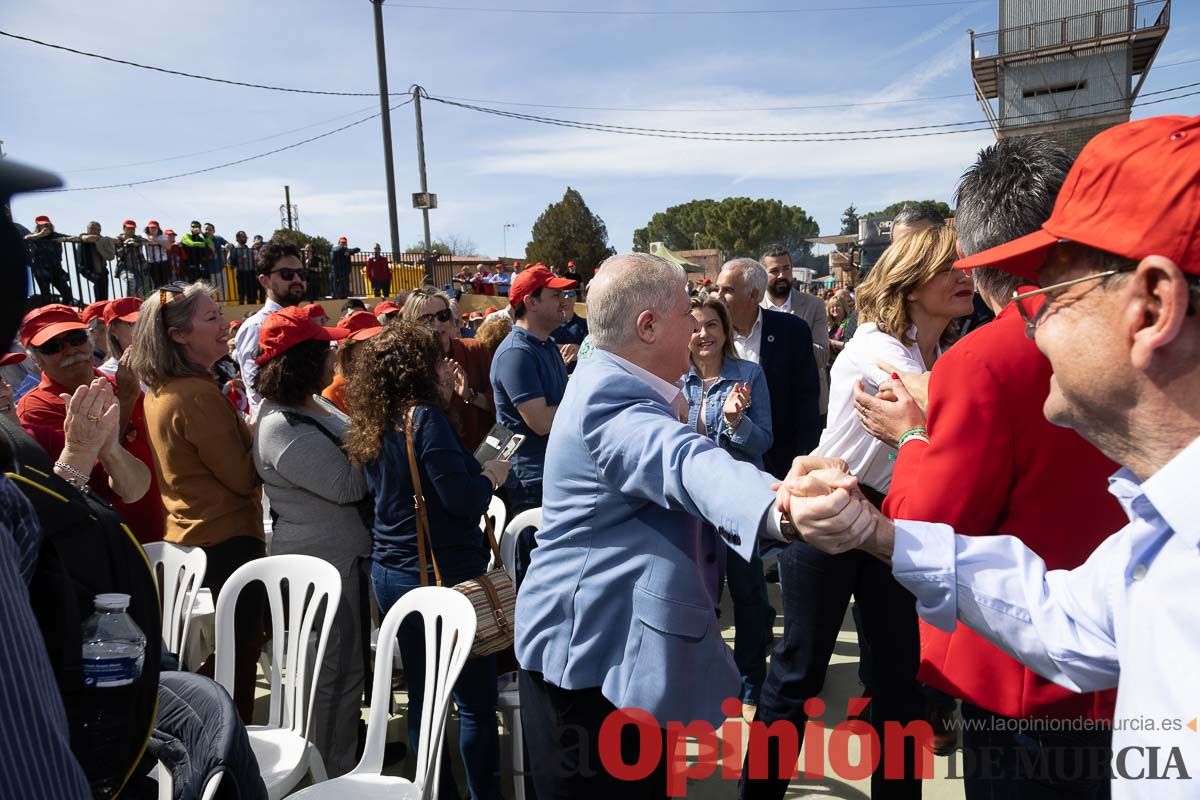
top-left (515, 252), bottom-right (835, 799)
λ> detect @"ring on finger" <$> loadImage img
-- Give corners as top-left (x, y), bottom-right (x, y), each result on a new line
top-left (86, 414), bottom-right (100, 423)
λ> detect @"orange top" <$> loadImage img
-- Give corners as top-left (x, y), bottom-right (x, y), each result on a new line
top-left (322, 372), bottom-right (349, 414)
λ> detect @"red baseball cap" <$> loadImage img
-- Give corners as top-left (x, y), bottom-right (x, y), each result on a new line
top-left (147, 219), bottom-right (159, 227)
top-left (484, 306), bottom-right (499, 315)
top-left (122, 219), bottom-right (136, 228)
top-left (164, 229), bottom-right (176, 236)
top-left (103, 296), bottom-right (142, 325)
top-left (956, 115), bottom-right (1200, 281)
top-left (302, 303), bottom-right (327, 320)
top-left (375, 300), bottom-right (400, 316)
top-left (509, 265), bottom-right (576, 309)
top-left (80, 300), bottom-right (109, 325)
top-left (1, 351), bottom-right (27, 367)
top-left (34, 215), bottom-right (50, 225)
top-left (19, 304), bottom-right (87, 348)
top-left (255, 306), bottom-right (350, 365)
top-left (338, 236), bottom-right (348, 244)
top-left (341, 311), bottom-right (383, 342)
top-left (567, 260), bottom-right (576, 267)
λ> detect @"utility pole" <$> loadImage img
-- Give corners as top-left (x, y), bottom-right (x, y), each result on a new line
top-left (371, 0), bottom-right (402, 259)
top-left (411, 85), bottom-right (435, 284)
top-left (503, 223), bottom-right (516, 259)
top-left (284, 185), bottom-right (294, 230)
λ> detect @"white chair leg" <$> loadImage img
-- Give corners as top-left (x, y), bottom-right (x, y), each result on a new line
top-left (307, 743), bottom-right (328, 783)
top-left (512, 707), bottom-right (526, 800)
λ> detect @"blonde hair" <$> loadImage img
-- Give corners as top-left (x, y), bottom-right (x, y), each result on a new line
top-left (128, 281), bottom-right (217, 391)
top-left (475, 317), bottom-right (513, 351)
top-left (855, 225), bottom-right (957, 346)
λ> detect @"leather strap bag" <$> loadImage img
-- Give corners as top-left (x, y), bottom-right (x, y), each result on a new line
top-left (405, 408), bottom-right (515, 657)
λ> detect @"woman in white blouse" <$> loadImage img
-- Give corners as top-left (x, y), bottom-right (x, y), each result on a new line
top-left (812, 224), bottom-right (975, 501)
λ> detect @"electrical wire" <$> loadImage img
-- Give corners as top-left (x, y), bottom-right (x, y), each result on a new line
top-left (63, 103), bottom-right (382, 173)
top-left (381, 0), bottom-right (977, 14)
top-left (430, 91), bottom-right (978, 113)
top-left (42, 99), bottom-right (412, 193)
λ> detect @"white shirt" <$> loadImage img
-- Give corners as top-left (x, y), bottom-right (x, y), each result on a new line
top-left (732, 309), bottom-right (764, 365)
top-left (762, 293), bottom-right (792, 315)
top-left (233, 297), bottom-right (283, 417)
top-left (811, 322), bottom-right (933, 493)
top-left (892, 436), bottom-right (1200, 797)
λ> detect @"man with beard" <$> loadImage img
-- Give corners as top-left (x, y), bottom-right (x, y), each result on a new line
top-left (760, 244), bottom-right (831, 425)
top-left (233, 239), bottom-right (307, 417)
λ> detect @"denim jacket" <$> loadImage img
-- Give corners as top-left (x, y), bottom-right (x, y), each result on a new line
top-left (683, 355), bottom-right (773, 469)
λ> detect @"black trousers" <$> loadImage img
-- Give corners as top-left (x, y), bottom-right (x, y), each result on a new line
top-left (740, 542), bottom-right (924, 800)
top-left (519, 669), bottom-right (668, 799)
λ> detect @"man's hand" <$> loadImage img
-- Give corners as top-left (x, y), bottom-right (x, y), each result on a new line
top-left (559, 344), bottom-right (580, 366)
top-left (777, 467), bottom-right (891, 557)
top-left (853, 378), bottom-right (926, 449)
top-left (876, 361), bottom-right (930, 411)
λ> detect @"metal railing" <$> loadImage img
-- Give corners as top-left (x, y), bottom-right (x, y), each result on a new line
top-left (23, 240), bottom-right (459, 309)
top-left (971, 1), bottom-right (1169, 60)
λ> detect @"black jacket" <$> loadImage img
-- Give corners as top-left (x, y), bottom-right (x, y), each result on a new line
top-left (758, 309), bottom-right (822, 479)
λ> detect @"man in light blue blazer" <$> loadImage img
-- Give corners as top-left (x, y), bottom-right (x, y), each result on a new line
top-left (515, 252), bottom-right (835, 798)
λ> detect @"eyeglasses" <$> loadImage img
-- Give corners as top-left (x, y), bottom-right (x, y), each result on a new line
top-left (269, 268), bottom-right (308, 282)
top-left (37, 329), bottom-right (89, 355)
top-left (1012, 267), bottom-right (1134, 339)
top-left (159, 281), bottom-right (187, 307)
top-left (417, 308), bottom-right (454, 325)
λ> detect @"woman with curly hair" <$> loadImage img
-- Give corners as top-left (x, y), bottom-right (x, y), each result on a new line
top-left (345, 321), bottom-right (510, 800)
top-left (250, 306), bottom-right (368, 777)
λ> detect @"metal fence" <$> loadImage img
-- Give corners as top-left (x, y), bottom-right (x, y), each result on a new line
top-left (971, 0), bottom-right (1169, 59)
top-left (24, 238), bottom-right (457, 308)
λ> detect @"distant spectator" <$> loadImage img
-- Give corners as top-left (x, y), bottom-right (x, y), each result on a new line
top-left (227, 230), bottom-right (257, 306)
top-left (302, 243), bottom-right (326, 301)
top-left (374, 300), bottom-right (400, 326)
top-left (549, 288), bottom-right (587, 374)
top-left (365, 244), bottom-right (391, 298)
top-left (163, 229), bottom-right (185, 282)
top-left (113, 219), bottom-right (146, 297)
top-left (65, 221), bottom-right (115, 301)
top-left (143, 220), bottom-right (170, 288)
top-left (203, 222), bottom-right (228, 286)
top-left (24, 215), bottom-right (74, 303)
top-left (322, 310), bottom-right (382, 414)
top-left (490, 264), bottom-right (512, 298)
top-left (329, 237), bottom-right (360, 299)
top-left (474, 316), bottom-right (512, 352)
top-left (97, 297), bottom-right (141, 378)
top-left (339, 298), bottom-right (367, 321)
top-left (180, 221), bottom-right (214, 283)
top-left (561, 260), bottom-right (582, 283)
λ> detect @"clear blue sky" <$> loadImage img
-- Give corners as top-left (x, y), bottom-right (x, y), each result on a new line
top-left (3, 0), bottom-right (1197, 260)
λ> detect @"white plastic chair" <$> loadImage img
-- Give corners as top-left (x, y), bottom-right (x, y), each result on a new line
top-left (496, 506), bottom-right (542, 800)
top-left (484, 495), bottom-right (508, 571)
top-left (213, 554), bottom-right (341, 800)
top-left (287, 586), bottom-right (477, 800)
top-left (143, 542), bottom-right (207, 664)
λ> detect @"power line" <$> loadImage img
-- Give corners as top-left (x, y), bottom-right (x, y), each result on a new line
top-left (42, 99), bottom-right (413, 193)
top-left (1157, 56), bottom-right (1200, 69)
top-left (381, 0), bottom-right (976, 14)
top-left (63, 103), bottom-right (382, 173)
top-left (0, 29), bottom-right (395, 97)
top-left (431, 90), bottom-right (977, 113)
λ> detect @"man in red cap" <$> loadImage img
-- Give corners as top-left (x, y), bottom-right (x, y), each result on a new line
top-left (330, 236), bottom-right (360, 299)
top-left (24, 215), bottom-right (74, 303)
top-left (97, 297), bottom-right (141, 377)
top-left (782, 115), bottom-right (1200, 796)
top-left (562, 259), bottom-right (581, 284)
top-left (15, 304), bottom-right (165, 543)
top-left (489, 264), bottom-right (576, 524)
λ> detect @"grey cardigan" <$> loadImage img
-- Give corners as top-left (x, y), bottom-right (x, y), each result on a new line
top-left (253, 398), bottom-right (371, 575)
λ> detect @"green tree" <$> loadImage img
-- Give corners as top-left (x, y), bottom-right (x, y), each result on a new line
top-left (839, 204), bottom-right (860, 235)
top-left (271, 228), bottom-right (332, 262)
top-left (525, 187), bottom-right (616, 280)
top-left (404, 240), bottom-right (453, 255)
top-left (403, 234), bottom-right (478, 256)
top-left (632, 197), bottom-right (819, 263)
top-left (871, 199), bottom-right (952, 220)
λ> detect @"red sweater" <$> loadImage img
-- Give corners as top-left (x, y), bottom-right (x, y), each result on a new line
top-left (883, 299), bottom-right (1123, 721)
top-left (365, 255), bottom-right (392, 283)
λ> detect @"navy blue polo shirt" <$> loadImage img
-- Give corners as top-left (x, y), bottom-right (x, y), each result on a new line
top-left (489, 325), bottom-right (568, 487)
top-left (550, 314), bottom-right (589, 346)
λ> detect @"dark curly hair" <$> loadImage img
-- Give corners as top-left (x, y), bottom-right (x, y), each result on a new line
top-left (257, 239), bottom-right (303, 275)
top-left (254, 339), bottom-right (332, 405)
top-left (345, 321), bottom-right (444, 464)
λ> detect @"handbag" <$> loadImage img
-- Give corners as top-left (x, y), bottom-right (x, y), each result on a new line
top-left (405, 408), bottom-right (515, 657)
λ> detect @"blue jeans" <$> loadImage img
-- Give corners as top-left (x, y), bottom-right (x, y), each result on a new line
top-left (722, 543), bottom-right (770, 705)
top-left (371, 561), bottom-right (501, 800)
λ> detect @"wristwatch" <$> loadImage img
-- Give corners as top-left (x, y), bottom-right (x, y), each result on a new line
top-left (779, 509), bottom-right (799, 541)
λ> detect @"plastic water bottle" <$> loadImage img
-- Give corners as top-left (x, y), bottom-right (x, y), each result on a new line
top-left (82, 593), bottom-right (146, 687)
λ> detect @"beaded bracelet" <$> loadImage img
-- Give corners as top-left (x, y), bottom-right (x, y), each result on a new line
top-left (54, 461), bottom-right (90, 486)
top-left (897, 426), bottom-right (929, 448)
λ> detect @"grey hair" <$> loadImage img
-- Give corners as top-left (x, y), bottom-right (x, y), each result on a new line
top-left (128, 281), bottom-right (217, 391)
top-left (722, 257), bottom-right (768, 301)
top-left (955, 136), bottom-right (1073, 303)
top-left (400, 285), bottom-right (453, 322)
top-left (587, 252), bottom-right (686, 349)
top-left (891, 204), bottom-right (944, 231)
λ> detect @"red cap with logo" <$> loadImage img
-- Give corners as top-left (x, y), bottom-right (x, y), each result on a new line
top-left (19, 304), bottom-right (87, 348)
top-left (509, 265), bottom-right (576, 309)
top-left (103, 296), bottom-right (143, 325)
top-left (81, 300), bottom-right (110, 325)
top-left (955, 115), bottom-right (1200, 280)
top-left (341, 310), bottom-right (384, 342)
top-left (375, 300), bottom-right (400, 316)
top-left (255, 306), bottom-right (350, 365)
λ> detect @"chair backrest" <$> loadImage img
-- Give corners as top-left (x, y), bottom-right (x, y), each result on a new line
top-left (353, 587), bottom-right (476, 793)
top-left (484, 495), bottom-right (507, 571)
top-left (143, 542), bottom-right (207, 658)
top-left (213, 554), bottom-right (341, 739)
top-left (499, 508), bottom-right (542, 581)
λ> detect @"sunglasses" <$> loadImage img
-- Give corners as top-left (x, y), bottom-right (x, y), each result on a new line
top-left (417, 308), bottom-right (454, 325)
top-left (159, 281), bottom-right (187, 307)
top-left (37, 329), bottom-right (89, 355)
top-left (269, 268), bottom-right (308, 282)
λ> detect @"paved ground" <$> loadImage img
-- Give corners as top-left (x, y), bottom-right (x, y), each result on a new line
top-left (266, 579), bottom-right (968, 798)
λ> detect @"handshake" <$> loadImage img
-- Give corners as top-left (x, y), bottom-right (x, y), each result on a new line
top-left (772, 457), bottom-right (897, 562)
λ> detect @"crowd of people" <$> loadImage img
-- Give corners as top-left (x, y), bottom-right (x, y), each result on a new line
top-left (2, 112), bottom-right (1197, 800)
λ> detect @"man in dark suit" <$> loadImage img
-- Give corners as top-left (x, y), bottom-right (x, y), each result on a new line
top-left (715, 258), bottom-right (821, 480)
